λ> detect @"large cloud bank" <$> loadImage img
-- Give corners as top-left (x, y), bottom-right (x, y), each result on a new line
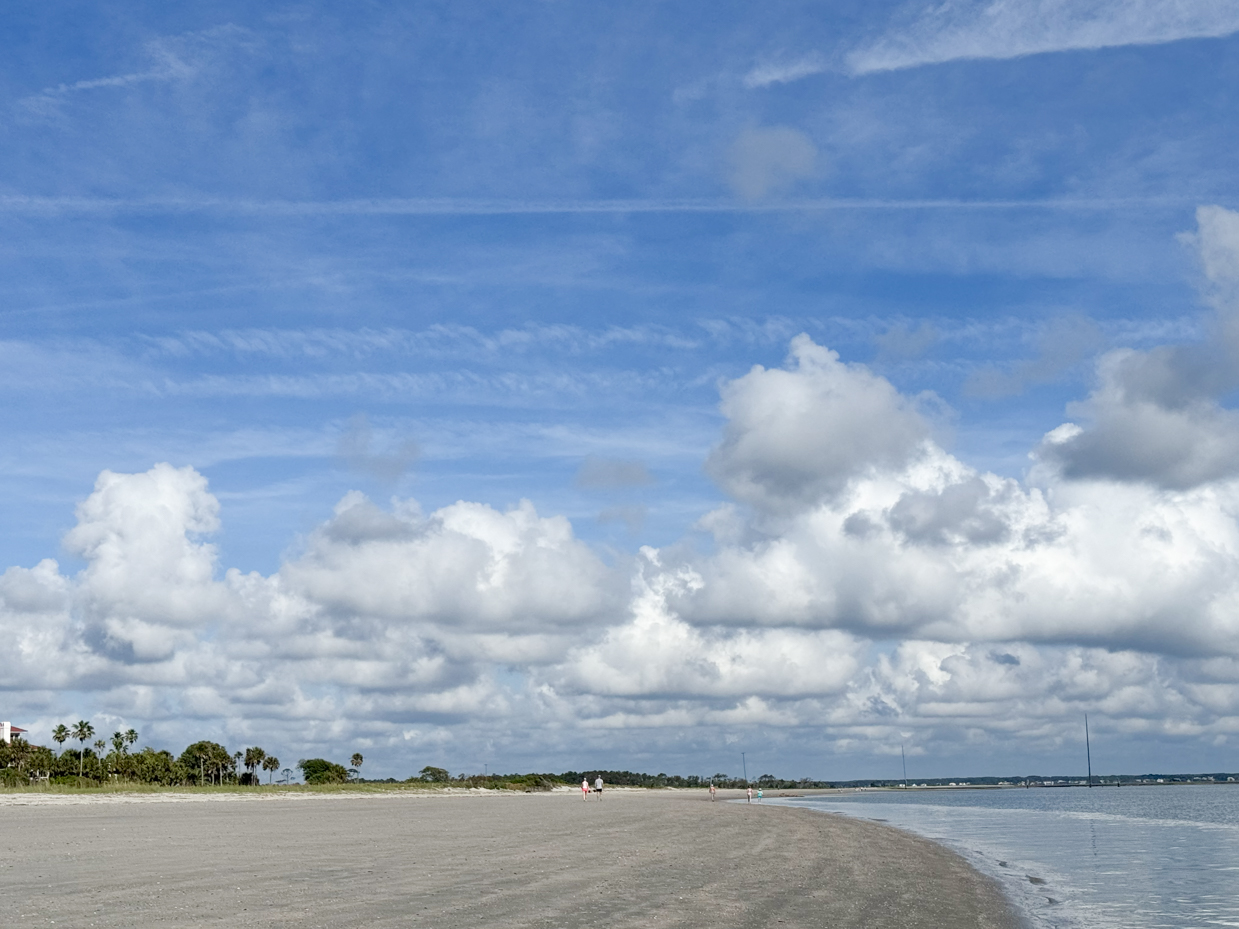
top-left (6, 208), bottom-right (1239, 774)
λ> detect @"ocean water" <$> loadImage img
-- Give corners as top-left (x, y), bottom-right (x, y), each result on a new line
top-left (771, 785), bottom-right (1239, 929)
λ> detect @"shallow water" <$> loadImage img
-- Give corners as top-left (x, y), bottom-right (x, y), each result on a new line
top-left (773, 785), bottom-right (1239, 929)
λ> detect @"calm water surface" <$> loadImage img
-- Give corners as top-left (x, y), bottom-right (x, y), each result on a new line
top-left (773, 785), bottom-right (1239, 929)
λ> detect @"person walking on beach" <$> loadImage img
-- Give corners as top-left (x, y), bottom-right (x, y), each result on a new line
top-left (594, 775), bottom-right (603, 799)
top-left (709, 783), bottom-right (717, 801)
top-left (746, 785), bottom-right (752, 803)
top-left (757, 787), bottom-right (763, 802)
top-left (582, 777), bottom-right (589, 801)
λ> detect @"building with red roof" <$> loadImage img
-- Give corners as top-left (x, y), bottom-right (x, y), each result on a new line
top-left (2, 722), bottom-right (27, 744)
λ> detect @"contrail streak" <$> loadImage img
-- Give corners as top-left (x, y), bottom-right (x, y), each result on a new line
top-left (0, 195), bottom-right (1198, 217)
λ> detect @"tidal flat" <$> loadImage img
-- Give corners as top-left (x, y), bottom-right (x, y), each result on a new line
top-left (0, 788), bottom-right (1018, 928)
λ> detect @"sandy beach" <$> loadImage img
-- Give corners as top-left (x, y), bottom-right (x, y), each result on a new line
top-left (0, 788), bottom-right (1019, 928)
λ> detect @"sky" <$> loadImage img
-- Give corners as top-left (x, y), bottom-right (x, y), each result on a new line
top-left (3, 1), bottom-right (1239, 782)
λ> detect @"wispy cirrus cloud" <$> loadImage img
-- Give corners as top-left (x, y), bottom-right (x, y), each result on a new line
top-left (963, 314), bottom-right (1102, 398)
top-left (742, 54), bottom-right (827, 88)
top-left (16, 25), bottom-right (254, 118)
top-left (142, 323), bottom-right (703, 362)
top-left (849, 0), bottom-right (1239, 75)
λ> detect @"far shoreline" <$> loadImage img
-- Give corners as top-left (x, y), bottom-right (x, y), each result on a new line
top-left (1, 777), bottom-right (1229, 804)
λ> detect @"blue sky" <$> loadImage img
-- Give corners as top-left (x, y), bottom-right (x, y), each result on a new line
top-left (4, 1), bottom-right (1239, 781)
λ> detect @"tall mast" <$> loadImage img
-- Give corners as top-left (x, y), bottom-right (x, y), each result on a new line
top-left (901, 743), bottom-right (908, 789)
top-left (1085, 714), bottom-right (1093, 788)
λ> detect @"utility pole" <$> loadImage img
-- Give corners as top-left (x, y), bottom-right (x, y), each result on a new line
top-left (901, 744), bottom-right (908, 789)
top-left (741, 752), bottom-right (748, 785)
top-left (1085, 715), bottom-right (1093, 788)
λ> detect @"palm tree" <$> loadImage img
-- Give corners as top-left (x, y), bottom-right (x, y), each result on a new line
top-left (52, 724), bottom-right (69, 756)
top-left (243, 747), bottom-right (266, 785)
top-left (111, 732), bottom-right (128, 781)
top-left (124, 728), bottom-right (139, 750)
top-left (94, 739), bottom-right (107, 780)
top-left (71, 720), bottom-right (94, 785)
top-left (262, 755), bottom-right (280, 785)
top-left (210, 744), bottom-right (233, 785)
top-left (350, 753), bottom-right (364, 780)
top-left (9, 736), bottom-right (29, 774)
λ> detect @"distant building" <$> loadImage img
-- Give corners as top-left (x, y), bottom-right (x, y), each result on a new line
top-left (2, 722), bottom-right (27, 744)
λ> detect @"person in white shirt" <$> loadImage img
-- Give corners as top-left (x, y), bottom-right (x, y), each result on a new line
top-left (594, 775), bottom-right (603, 799)
top-left (582, 777), bottom-right (589, 800)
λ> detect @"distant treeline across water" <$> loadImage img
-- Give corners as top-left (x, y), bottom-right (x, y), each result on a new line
top-left (826, 773), bottom-right (1239, 788)
top-left (3, 728), bottom-right (1234, 789)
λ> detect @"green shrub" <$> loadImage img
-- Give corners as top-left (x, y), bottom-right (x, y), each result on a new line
top-left (298, 758), bottom-right (349, 784)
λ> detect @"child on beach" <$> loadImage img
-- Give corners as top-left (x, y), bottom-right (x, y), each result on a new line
top-left (709, 783), bottom-right (717, 801)
top-left (757, 788), bottom-right (762, 802)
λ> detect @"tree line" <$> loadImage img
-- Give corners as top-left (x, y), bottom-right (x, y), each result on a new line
top-left (411, 768), bottom-right (834, 790)
top-left (0, 719), bottom-right (365, 788)
top-left (2, 724), bottom-right (833, 790)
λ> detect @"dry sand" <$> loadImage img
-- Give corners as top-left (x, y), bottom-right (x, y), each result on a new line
top-left (0, 788), bottom-right (1020, 928)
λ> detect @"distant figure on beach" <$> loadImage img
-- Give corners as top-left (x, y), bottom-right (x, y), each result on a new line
top-left (582, 778), bottom-right (589, 800)
top-left (757, 788), bottom-right (763, 802)
top-left (746, 786), bottom-right (752, 803)
top-left (594, 775), bottom-right (603, 799)
top-left (709, 783), bottom-right (717, 801)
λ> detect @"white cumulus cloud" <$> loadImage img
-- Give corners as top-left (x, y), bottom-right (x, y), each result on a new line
top-left (1038, 206), bottom-right (1239, 488)
top-left (8, 208), bottom-right (1239, 771)
top-left (706, 334), bottom-right (930, 513)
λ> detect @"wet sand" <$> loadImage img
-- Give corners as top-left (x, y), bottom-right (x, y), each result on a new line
top-left (0, 788), bottom-right (1019, 928)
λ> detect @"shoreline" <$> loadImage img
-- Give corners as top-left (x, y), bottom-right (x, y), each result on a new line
top-left (1, 777), bottom-right (1223, 804)
top-left (0, 787), bottom-right (1019, 928)
top-left (772, 794), bottom-right (1045, 929)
